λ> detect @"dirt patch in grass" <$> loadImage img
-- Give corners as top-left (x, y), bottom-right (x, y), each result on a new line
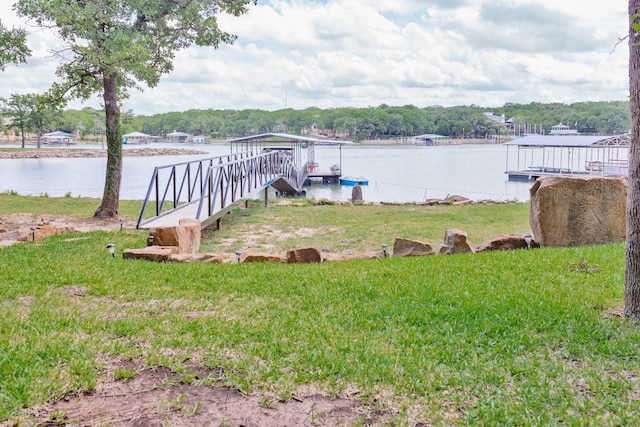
top-left (21, 364), bottom-right (389, 427)
top-left (0, 213), bottom-right (134, 247)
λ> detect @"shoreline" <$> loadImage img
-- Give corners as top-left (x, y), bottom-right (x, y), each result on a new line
top-left (0, 147), bottom-right (209, 159)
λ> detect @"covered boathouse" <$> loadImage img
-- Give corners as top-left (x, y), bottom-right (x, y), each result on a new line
top-left (504, 134), bottom-right (629, 181)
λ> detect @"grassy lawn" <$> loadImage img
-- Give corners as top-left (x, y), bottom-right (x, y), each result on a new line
top-left (1, 196), bottom-right (638, 425)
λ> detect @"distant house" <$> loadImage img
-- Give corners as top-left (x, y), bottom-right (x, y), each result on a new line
top-left (483, 112), bottom-right (506, 125)
top-left (42, 131), bottom-right (74, 145)
top-left (123, 131), bottom-right (150, 144)
top-left (167, 131), bottom-right (190, 143)
top-left (549, 123), bottom-right (578, 136)
top-left (193, 135), bottom-right (206, 144)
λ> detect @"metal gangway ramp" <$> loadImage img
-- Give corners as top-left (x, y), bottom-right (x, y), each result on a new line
top-left (136, 149), bottom-right (307, 229)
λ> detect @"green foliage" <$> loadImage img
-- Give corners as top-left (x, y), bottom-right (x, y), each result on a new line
top-left (0, 19), bottom-right (30, 71)
top-left (123, 101), bottom-right (630, 140)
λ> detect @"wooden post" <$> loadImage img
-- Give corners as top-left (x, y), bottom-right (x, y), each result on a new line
top-left (264, 187), bottom-right (269, 207)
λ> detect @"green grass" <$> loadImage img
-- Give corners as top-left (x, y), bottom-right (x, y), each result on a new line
top-left (202, 201), bottom-right (532, 255)
top-left (1, 197), bottom-right (638, 425)
top-left (0, 193), bottom-right (142, 219)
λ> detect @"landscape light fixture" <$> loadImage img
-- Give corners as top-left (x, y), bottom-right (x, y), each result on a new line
top-left (235, 250), bottom-right (242, 264)
top-left (381, 243), bottom-right (388, 258)
top-left (321, 247), bottom-right (329, 262)
top-left (147, 235), bottom-right (154, 246)
top-left (120, 218), bottom-right (124, 231)
top-left (106, 243), bottom-right (115, 258)
top-left (30, 226), bottom-right (36, 242)
top-left (524, 234), bottom-right (532, 249)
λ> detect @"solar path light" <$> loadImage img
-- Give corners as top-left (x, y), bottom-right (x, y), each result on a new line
top-left (106, 243), bottom-right (115, 258)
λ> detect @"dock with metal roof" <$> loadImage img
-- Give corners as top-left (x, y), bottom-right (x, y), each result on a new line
top-left (504, 134), bottom-right (629, 181)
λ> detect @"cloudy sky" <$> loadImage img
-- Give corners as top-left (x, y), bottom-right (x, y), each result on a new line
top-left (0, 0), bottom-right (629, 115)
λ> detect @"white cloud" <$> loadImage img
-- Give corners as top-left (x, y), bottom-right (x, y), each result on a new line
top-left (0, 0), bottom-right (630, 114)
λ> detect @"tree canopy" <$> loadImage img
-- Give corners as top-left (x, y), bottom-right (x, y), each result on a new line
top-left (12, 0), bottom-right (256, 217)
top-left (0, 19), bottom-right (30, 71)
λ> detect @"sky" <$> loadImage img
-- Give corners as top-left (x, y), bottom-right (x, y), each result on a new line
top-left (0, 0), bottom-right (630, 115)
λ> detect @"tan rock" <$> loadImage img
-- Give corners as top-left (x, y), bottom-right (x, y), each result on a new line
top-left (168, 253), bottom-right (223, 263)
top-left (241, 252), bottom-right (287, 263)
top-left (529, 177), bottom-right (627, 247)
top-left (286, 247), bottom-right (322, 264)
top-left (393, 238), bottom-right (435, 257)
top-left (0, 227), bottom-right (7, 233)
top-left (439, 229), bottom-right (475, 255)
top-left (476, 234), bottom-right (539, 252)
top-left (149, 218), bottom-right (201, 254)
top-left (351, 185), bottom-right (363, 205)
top-left (177, 218), bottom-right (201, 254)
top-left (18, 225), bottom-right (59, 241)
top-left (123, 246), bottom-right (180, 262)
top-left (325, 252), bottom-right (384, 262)
top-left (149, 226), bottom-right (179, 247)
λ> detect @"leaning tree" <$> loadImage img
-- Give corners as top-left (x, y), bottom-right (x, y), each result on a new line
top-left (13, 0), bottom-right (256, 218)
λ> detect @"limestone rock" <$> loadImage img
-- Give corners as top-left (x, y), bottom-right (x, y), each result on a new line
top-left (149, 218), bottom-right (201, 254)
top-left (439, 229), bottom-right (475, 255)
top-left (351, 185), bottom-right (363, 205)
top-left (393, 238), bottom-right (435, 257)
top-left (286, 247), bottom-right (322, 264)
top-left (241, 252), bottom-right (287, 263)
top-left (529, 177), bottom-right (627, 247)
top-left (18, 224), bottom-right (77, 241)
top-left (476, 234), bottom-right (540, 252)
top-left (168, 253), bottom-right (223, 263)
top-left (324, 252), bottom-right (384, 262)
top-left (177, 218), bottom-right (201, 254)
top-left (123, 246), bottom-right (180, 262)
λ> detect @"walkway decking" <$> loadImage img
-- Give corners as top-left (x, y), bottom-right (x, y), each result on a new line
top-left (136, 150), bottom-right (305, 229)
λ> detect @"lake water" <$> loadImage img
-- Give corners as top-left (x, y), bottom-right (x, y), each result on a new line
top-left (0, 143), bottom-right (532, 202)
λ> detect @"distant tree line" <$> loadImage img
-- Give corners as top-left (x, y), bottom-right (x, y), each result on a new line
top-left (2, 101), bottom-right (631, 142)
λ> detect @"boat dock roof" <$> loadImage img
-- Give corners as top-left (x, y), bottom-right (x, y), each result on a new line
top-left (504, 135), bottom-right (628, 147)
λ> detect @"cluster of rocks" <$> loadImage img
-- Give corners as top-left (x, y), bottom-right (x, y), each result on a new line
top-left (123, 220), bottom-right (539, 264)
top-left (15, 224), bottom-right (78, 241)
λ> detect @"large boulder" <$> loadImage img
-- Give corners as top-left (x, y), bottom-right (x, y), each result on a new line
top-left (529, 177), bottom-right (627, 247)
top-left (149, 218), bottom-right (201, 254)
top-left (393, 238), bottom-right (435, 257)
top-left (439, 229), bottom-right (475, 255)
top-left (286, 247), bottom-right (322, 264)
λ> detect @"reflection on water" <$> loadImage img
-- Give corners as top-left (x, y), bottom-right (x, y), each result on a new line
top-left (0, 143), bottom-right (531, 202)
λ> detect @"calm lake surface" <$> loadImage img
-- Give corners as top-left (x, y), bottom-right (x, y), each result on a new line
top-left (0, 143), bottom-right (532, 202)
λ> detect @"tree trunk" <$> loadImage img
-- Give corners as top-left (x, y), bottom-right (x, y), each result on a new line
top-left (20, 126), bottom-right (25, 148)
top-left (625, 0), bottom-right (640, 318)
top-left (94, 72), bottom-right (122, 218)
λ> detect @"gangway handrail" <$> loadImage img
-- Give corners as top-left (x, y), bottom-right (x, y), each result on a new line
top-left (136, 149), bottom-right (308, 228)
